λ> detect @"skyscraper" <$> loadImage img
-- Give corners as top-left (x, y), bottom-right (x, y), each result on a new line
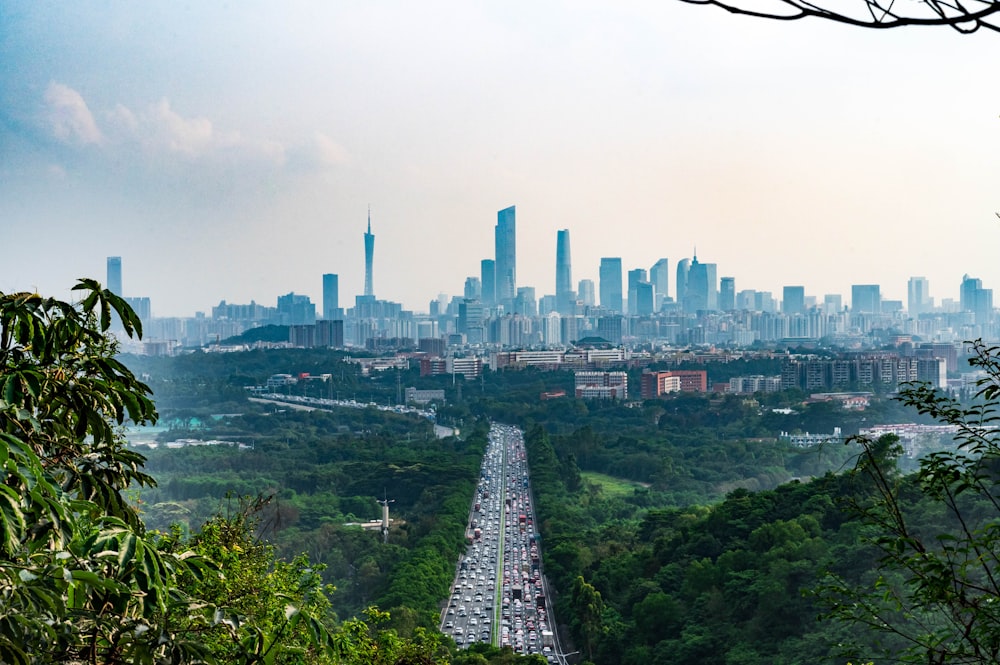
top-left (599, 258), bottom-right (623, 313)
top-left (961, 275), bottom-right (993, 325)
top-left (107, 256), bottom-right (122, 295)
top-left (685, 256), bottom-right (717, 311)
top-left (464, 276), bottom-right (482, 301)
top-left (782, 286), bottom-right (806, 316)
top-left (322, 273), bottom-right (339, 320)
top-left (676, 258), bottom-right (691, 306)
top-left (577, 279), bottom-right (595, 307)
top-left (364, 209), bottom-right (375, 297)
top-left (627, 268), bottom-right (647, 315)
top-left (555, 229), bottom-right (573, 314)
top-left (481, 259), bottom-right (496, 306)
top-left (633, 281), bottom-right (654, 316)
top-left (277, 292), bottom-right (316, 325)
top-left (515, 287), bottom-right (537, 317)
top-left (908, 276), bottom-right (931, 316)
top-left (719, 277), bottom-right (735, 311)
top-left (650, 258), bottom-right (669, 310)
top-left (852, 284), bottom-right (881, 313)
top-left (495, 206), bottom-right (516, 305)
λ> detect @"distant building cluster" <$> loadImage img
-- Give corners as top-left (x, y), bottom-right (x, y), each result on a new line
top-left (106, 206), bottom-right (999, 360)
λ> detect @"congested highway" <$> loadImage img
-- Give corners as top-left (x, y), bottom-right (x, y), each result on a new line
top-left (441, 424), bottom-right (561, 662)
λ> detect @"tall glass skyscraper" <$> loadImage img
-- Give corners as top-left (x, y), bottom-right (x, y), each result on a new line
top-left (782, 286), bottom-right (806, 315)
top-left (627, 268), bottom-right (647, 315)
top-left (577, 279), bottom-right (595, 307)
top-left (481, 259), bottom-right (496, 306)
top-left (908, 276), bottom-right (930, 316)
top-left (685, 256), bottom-right (717, 311)
top-left (495, 206), bottom-right (516, 305)
top-left (676, 258), bottom-right (691, 306)
top-left (555, 229), bottom-right (573, 314)
top-left (719, 277), bottom-right (735, 311)
top-left (851, 284), bottom-right (881, 314)
top-left (364, 210), bottom-right (375, 297)
top-left (599, 258), bottom-right (623, 313)
top-left (650, 258), bottom-right (669, 309)
top-left (322, 273), bottom-right (339, 319)
top-left (107, 256), bottom-right (122, 295)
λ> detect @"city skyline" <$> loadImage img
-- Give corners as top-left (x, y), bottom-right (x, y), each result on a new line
top-left (37, 220), bottom-right (1000, 320)
top-left (2, 4), bottom-right (1000, 316)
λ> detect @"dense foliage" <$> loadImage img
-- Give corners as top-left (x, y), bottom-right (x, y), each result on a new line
top-left (115, 325), bottom-right (997, 663)
top-left (136, 408), bottom-right (485, 629)
top-left (0, 282), bottom-right (462, 664)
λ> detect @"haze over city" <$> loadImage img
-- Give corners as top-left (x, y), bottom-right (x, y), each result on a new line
top-left (2, 2), bottom-right (1000, 316)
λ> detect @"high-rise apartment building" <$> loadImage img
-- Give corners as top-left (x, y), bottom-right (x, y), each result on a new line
top-left (650, 258), bottom-right (669, 310)
top-left (599, 258), bottom-right (623, 313)
top-left (481, 259), bottom-right (496, 306)
top-left (107, 256), bottom-right (122, 295)
top-left (852, 285), bottom-right (881, 314)
top-left (495, 206), bottom-right (517, 305)
top-left (782, 286), bottom-right (806, 315)
top-left (908, 276), bottom-right (931, 316)
top-left (719, 277), bottom-right (735, 311)
top-left (322, 273), bottom-right (339, 319)
top-left (555, 229), bottom-right (573, 314)
top-left (364, 210), bottom-right (375, 297)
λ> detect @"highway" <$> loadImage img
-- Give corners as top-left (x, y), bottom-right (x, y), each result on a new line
top-left (441, 424), bottom-right (564, 662)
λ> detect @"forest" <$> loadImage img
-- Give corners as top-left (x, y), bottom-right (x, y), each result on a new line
top-left (112, 337), bottom-right (994, 664)
top-left (6, 282), bottom-right (996, 664)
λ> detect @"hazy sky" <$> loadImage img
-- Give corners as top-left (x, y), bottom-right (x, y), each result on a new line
top-left (2, 2), bottom-right (999, 317)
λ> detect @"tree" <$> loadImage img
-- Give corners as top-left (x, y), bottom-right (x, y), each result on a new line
top-left (0, 282), bottom-right (341, 664)
top-left (819, 339), bottom-right (1000, 664)
top-left (570, 576), bottom-right (606, 663)
top-left (0, 280), bottom-right (209, 663)
top-left (679, 0), bottom-right (1000, 33)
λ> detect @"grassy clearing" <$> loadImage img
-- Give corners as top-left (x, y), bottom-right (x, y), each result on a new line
top-left (581, 471), bottom-right (647, 498)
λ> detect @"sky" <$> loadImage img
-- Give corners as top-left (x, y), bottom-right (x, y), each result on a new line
top-left (2, 2), bottom-right (999, 317)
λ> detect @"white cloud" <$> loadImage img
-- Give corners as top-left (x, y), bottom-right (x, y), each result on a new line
top-left (105, 97), bottom-right (288, 166)
top-left (44, 82), bottom-right (102, 145)
top-left (41, 85), bottom-right (346, 178)
top-left (314, 132), bottom-right (350, 166)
